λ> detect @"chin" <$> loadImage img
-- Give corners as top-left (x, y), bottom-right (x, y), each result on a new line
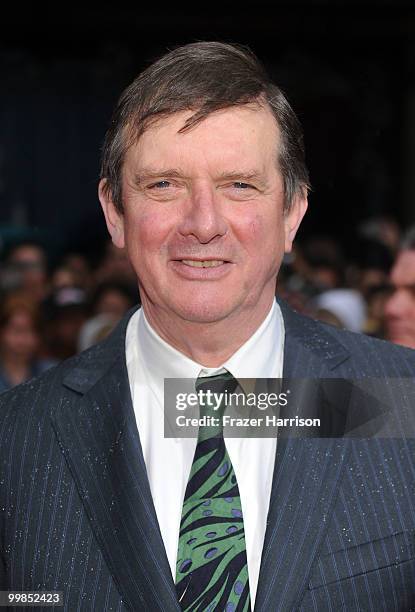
top-left (172, 299), bottom-right (236, 325)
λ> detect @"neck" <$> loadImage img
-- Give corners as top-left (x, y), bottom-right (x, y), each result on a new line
top-left (141, 296), bottom-right (274, 367)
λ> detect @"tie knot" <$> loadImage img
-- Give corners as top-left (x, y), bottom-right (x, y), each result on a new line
top-left (195, 371), bottom-right (238, 395)
top-left (195, 371), bottom-right (238, 440)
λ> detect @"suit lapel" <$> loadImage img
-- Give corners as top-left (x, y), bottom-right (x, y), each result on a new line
top-left (51, 311), bottom-right (180, 612)
top-left (254, 303), bottom-right (352, 611)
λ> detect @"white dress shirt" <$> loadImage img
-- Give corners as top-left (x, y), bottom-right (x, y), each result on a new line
top-left (125, 300), bottom-right (285, 606)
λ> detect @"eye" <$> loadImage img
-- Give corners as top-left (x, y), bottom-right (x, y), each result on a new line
top-left (149, 180), bottom-right (171, 189)
top-left (233, 182), bottom-right (254, 189)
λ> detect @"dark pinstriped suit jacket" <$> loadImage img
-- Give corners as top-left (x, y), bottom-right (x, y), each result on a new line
top-left (1, 301), bottom-right (415, 611)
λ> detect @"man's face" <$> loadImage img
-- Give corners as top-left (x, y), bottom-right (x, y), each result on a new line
top-left (100, 105), bottom-right (307, 326)
top-left (384, 249), bottom-right (415, 349)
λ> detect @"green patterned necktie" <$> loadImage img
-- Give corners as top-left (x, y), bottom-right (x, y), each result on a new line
top-left (175, 372), bottom-right (251, 612)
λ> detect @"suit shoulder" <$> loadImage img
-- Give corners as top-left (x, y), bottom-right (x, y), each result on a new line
top-left (0, 339), bottom-right (106, 432)
top-left (0, 359), bottom-right (62, 434)
top-left (319, 316), bottom-right (415, 356)
top-left (279, 300), bottom-right (415, 376)
top-left (311, 314), bottom-right (415, 375)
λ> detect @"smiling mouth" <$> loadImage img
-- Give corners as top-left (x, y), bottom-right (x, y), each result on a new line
top-left (180, 260), bottom-right (226, 268)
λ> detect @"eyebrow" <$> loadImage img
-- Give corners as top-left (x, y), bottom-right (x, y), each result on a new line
top-left (214, 170), bottom-right (266, 184)
top-left (132, 168), bottom-right (268, 187)
top-left (132, 169), bottom-right (187, 186)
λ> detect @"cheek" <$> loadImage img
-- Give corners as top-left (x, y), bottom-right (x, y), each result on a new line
top-left (235, 214), bottom-right (262, 245)
top-left (124, 211), bottom-right (171, 262)
top-left (239, 213), bottom-right (282, 259)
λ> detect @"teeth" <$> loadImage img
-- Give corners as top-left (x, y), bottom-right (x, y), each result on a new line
top-left (181, 260), bottom-right (224, 268)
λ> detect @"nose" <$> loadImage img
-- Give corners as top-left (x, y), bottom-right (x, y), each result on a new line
top-left (177, 184), bottom-right (228, 243)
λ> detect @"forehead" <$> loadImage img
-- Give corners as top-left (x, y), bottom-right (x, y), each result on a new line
top-left (124, 105), bottom-right (280, 172)
top-left (391, 250), bottom-right (415, 285)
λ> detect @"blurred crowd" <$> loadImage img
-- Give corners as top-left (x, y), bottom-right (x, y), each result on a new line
top-left (0, 215), bottom-right (414, 393)
top-left (279, 217), bottom-right (415, 352)
top-left (0, 239), bottom-right (139, 393)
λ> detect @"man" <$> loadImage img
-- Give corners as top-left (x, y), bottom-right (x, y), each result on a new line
top-left (384, 226), bottom-right (415, 349)
top-left (1, 42), bottom-right (415, 611)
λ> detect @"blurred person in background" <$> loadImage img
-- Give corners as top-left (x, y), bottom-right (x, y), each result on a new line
top-left (42, 287), bottom-right (88, 361)
top-left (51, 265), bottom-right (78, 291)
top-left (364, 283), bottom-right (391, 338)
top-left (301, 236), bottom-right (345, 291)
top-left (49, 253), bottom-right (93, 293)
top-left (78, 281), bottom-right (137, 351)
top-left (277, 240), bottom-right (345, 318)
top-left (384, 226), bottom-right (415, 349)
top-left (61, 253), bottom-right (93, 291)
top-left (313, 288), bottom-right (367, 333)
top-left (358, 215), bottom-right (401, 257)
top-left (0, 295), bottom-right (55, 393)
top-left (91, 281), bottom-right (137, 319)
top-left (349, 238), bottom-right (394, 338)
top-left (5, 242), bottom-right (49, 303)
top-left (354, 238), bottom-right (393, 298)
top-left (95, 239), bottom-right (137, 288)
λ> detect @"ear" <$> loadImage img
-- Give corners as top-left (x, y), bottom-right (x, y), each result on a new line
top-left (283, 190), bottom-right (308, 253)
top-left (98, 179), bottom-right (125, 249)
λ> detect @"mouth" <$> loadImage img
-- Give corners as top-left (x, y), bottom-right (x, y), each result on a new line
top-left (170, 258), bottom-right (232, 279)
top-left (180, 259), bottom-right (226, 268)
